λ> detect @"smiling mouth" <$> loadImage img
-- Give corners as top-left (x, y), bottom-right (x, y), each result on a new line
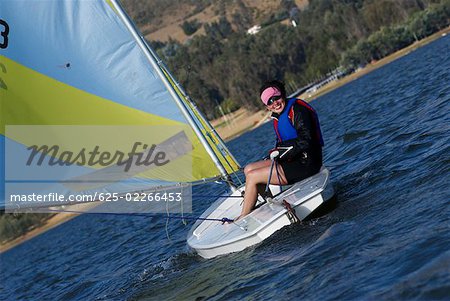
top-left (272, 103), bottom-right (282, 110)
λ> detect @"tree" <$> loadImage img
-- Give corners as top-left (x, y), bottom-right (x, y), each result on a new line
top-left (180, 19), bottom-right (202, 36)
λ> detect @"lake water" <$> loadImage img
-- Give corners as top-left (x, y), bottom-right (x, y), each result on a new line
top-left (1, 35), bottom-right (449, 300)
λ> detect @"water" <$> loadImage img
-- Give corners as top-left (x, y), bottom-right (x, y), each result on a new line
top-left (1, 36), bottom-right (449, 300)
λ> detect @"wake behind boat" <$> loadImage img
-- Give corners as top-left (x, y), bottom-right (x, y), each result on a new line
top-left (188, 167), bottom-right (335, 259)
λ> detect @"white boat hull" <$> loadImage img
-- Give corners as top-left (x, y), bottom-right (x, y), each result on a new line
top-left (187, 167), bottom-right (335, 259)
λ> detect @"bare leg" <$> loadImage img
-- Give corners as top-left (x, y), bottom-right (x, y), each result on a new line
top-left (244, 160), bottom-right (272, 198)
top-left (256, 183), bottom-right (270, 198)
top-left (243, 160), bottom-right (272, 175)
top-left (237, 161), bottom-right (288, 219)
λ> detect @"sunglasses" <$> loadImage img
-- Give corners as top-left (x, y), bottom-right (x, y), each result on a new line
top-left (267, 95), bottom-right (282, 106)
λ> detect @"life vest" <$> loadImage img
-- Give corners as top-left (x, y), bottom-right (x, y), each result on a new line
top-left (272, 98), bottom-right (324, 146)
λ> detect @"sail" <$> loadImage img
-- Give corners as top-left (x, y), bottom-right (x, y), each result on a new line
top-left (159, 66), bottom-right (241, 175)
top-left (0, 0), bottom-right (240, 211)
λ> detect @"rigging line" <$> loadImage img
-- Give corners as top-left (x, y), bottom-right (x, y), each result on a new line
top-left (165, 198), bottom-right (171, 241)
top-left (265, 158), bottom-right (276, 193)
top-left (222, 169), bottom-right (245, 187)
top-left (180, 191), bottom-right (187, 225)
top-left (223, 149), bottom-right (244, 187)
top-left (275, 161), bottom-right (283, 192)
top-left (44, 209), bottom-right (235, 223)
top-left (192, 195), bottom-right (243, 198)
top-left (205, 127), bottom-right (243, 187)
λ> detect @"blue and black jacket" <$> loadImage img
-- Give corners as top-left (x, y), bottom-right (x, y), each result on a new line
top-left (271, 98), bottom-right (324, 162)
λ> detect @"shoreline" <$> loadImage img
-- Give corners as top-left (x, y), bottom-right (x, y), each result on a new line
top-left (298, 27), bottom-right (450, 101)
top-left (2, 27), bottom-right (448, 253)
top-left (214, 26), bottom-right (449, 141)
top-left (0, 213), bottom-right (77, 253)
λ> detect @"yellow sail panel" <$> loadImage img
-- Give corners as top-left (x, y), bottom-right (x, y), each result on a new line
top-left (0, 57), bottom-right (178, 129)
top-left (1, 56), bottom-right (220, 183)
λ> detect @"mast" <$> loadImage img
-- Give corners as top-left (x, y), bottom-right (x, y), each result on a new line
top-left (145, 44), bottom-right (241, 170)
top-left (109, 0), bottom-right (230, 180)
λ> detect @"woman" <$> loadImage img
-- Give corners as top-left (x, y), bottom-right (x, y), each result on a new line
top-left (237, 80), bottom-right (324, 220)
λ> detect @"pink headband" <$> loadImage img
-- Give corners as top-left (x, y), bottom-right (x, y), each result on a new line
top-left (260, 87), bottom-right (281, 105)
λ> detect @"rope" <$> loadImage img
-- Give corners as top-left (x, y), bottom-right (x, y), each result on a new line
top-left (45, 208), bottom-right (234, 223)
top-left (265, 159), bottom-right (276, 193)
top-left (191, 195), bottom-right (244, 198)
top-left (282, 200), bottom-right (300, 223)
top-left (165, 198), bottom-right (171, 240)
top-left (275, 161), bottom-right (283, 193)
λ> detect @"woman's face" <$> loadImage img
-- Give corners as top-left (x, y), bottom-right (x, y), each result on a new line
top-left (266, 96), bottom-right (285, 114)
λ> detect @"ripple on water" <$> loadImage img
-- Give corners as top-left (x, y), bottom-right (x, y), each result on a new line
top-left (368, 250), bottom-right (450, 300)
top-left (342, 130), bottom-right (370, 144)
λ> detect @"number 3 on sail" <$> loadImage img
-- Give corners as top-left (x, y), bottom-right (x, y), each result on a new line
top-left (0, 19), bottom-right (9, 90)
top-left (0, 19), bottom-right (9, 49)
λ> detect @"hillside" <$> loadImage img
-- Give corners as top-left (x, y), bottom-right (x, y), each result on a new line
top-left (122, 0), bottom-right (309, 43)
top-left (121, 0), bottom-right (449, 120)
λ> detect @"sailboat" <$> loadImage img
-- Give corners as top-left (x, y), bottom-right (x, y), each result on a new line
top-left (0, 0), bottom-right (334, 259)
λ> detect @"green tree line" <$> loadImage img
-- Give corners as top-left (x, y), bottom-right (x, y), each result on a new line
top-left (342, 1), bottom-right (449, 66)
top-left (150, 0), bottom-right (449, 119)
